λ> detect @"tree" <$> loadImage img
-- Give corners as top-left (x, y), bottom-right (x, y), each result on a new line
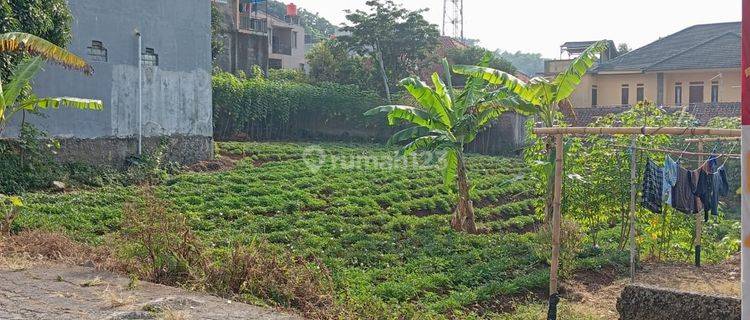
top-left (0, 32), bottom-right (103, 136)
top-left (454, 41), bottom-right (610, 220)
top-left (366, 57), bottom-right (537, 233)
top-left (496, 50), bottom-right (544, 75)
top-left (445, 46), bottom-right (516, 86)
top-left (340, 0), bottom-right (440, 100)
top-left (211, 5), bottom-right (225, 67)
top-left (306, 39), bottom-right (375, 88)
top-left (617, 43), bottom-right (631, 55)
top-left (0, 0), bottom-right (72, 82)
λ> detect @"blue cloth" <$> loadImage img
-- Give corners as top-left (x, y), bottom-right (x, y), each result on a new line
top-left (662, 155), bottom-right (678, 206)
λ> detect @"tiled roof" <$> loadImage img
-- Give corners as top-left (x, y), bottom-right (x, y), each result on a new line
top-left (595, 22), bottom-right (740, 73)
top-left (563, 103), bottom-right (740, 127)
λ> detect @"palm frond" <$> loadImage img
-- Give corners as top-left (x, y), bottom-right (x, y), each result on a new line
top-left (400, 77), bottom-right (452, 127)
top-left (0, 32), bottom-right (93, 75)
top-left (365, 105), bottom-right (432, 127)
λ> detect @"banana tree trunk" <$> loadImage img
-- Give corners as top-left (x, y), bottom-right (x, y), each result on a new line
top-left (451, 151), bottom-right (477, 233)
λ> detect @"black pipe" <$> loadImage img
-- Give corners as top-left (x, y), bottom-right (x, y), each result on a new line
top-left (695, 245), bottom-right (701, 267)
top-left (547, 293), bottom-right (560, 320)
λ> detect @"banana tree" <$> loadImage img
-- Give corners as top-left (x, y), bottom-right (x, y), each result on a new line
top-left (453, 41), bottom-right (609, 220)
top-left (0, 32), bottom-right (102, 135)
top-left (365, 57), bottom-right (537, 233)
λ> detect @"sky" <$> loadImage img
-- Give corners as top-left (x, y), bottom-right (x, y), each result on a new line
top-left (291, 0), bottom-right (741, 58)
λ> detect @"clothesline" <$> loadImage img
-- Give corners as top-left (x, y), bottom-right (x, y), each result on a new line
top-left (612, 145), bottom-right (741, 159)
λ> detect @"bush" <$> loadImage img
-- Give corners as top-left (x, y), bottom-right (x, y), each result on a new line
top-left (212, 72), bottom-right (387, 141)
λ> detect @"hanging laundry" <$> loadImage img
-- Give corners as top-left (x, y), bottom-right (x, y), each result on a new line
top-left (695, 165), bottom-right (729, 222)
top-left (662, 155), bottom-right (678, 206)
top-left (642, 158), bottom-right (663, 214)
top-left (671, 165), bottom-right (699, 214)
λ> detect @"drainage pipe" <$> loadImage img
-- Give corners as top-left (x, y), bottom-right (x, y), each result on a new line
top-left (136, 31), bottom-right (143, 155)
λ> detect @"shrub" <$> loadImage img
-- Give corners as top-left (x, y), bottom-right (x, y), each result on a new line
top-left (212, 72), bottom-right (387, 141)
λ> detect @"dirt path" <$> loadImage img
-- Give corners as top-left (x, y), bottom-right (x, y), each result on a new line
top-left (562, 255), bottom-right (740, 319)
top-left (0, 259), bottom-right (300, 320)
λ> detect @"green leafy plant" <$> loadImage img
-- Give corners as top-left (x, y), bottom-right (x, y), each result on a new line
top-left (366, 57), bottom-right (537, 233)
top-left (0, 193), bottom-right (22, 235)
top-left (454, 41), bottom-right (610, 219)
top-left (0, 32), bottom-right (102, 136)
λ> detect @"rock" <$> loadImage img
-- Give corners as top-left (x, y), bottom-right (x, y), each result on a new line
top-left (51, 181), bottom-right (66, 191)
top-left (142, 296), bottom-right (204, 312)
top-left (617, 284), bottom-right (740, 320)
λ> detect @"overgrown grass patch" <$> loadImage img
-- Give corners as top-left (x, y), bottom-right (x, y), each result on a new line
top-left (12, 142), bottom-right (620, 318)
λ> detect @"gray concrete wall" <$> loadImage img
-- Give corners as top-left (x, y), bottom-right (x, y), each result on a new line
top-left (4, 0), bottom-right (213, 164)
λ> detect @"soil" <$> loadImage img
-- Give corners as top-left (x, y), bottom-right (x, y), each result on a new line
top-left (0, 257), bottom-right (300, 320)
top-left (561, 254), bottom-right (740, 319)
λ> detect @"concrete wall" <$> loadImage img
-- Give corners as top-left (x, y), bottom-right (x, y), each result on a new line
top-left (567, 69), bottom-right (741, 107)
top-left (5, 0), bottom-right (213, 165)
top-left (268, 15), bottom-right (306, 70)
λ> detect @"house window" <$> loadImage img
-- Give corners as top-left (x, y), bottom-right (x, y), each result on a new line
top-left (621, 84), bottom-right (629, 106)
top-left (689, 81), bottom-right (704, 104)
top-left (711, 80), bottom-right (719, 103)
top-left (87, 40), bottom-right (107, 62)
top-left (141, 48), bottom-right (158, 67)
top-left (591, 85), bottom-right (598, 107)
top-left (269, 58), bottom-right (282, 69)
top-left (674, 83), bottom-right (682, 105)
top-left (292, 31), bottom-right (298, 49)
top-left (636, 84), bottom-right (645, 103)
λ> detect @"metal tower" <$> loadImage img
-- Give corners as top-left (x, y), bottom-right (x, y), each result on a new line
top-left (442, 0), bottom-right (464, 39)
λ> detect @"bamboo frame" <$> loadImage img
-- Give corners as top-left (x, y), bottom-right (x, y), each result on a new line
top-left (611, 145), bottom-right (741, 158)
top-left (532, 127), bottom-right (741, 319)
top-left (533, 127), bottom-right (741, 136)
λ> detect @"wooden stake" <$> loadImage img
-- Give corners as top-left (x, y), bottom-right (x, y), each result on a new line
top-left (695, 140), bottom-right (704, 267)
top-left (550, 135), bottom-right (563, 296)
top-left (629, 136), bottom-right (638, 282)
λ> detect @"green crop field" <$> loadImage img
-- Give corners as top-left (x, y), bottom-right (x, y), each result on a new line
top-left (14, 142), bottom-right (621, 318)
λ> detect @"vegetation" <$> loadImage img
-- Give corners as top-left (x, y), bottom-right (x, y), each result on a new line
top-left (212, 71), bottom-right (385, 141)
top-left (455, 40), bottom-right (610, 220)
top-left (12, 142), bottom-right (620, 318)
top-left (496, 51), bottom-right (544, 76)
top-left (444, 46), bottom-right (516, 87)
top-left (0, 0), bottom-right (72, 81)
top-left (340, 0), bottom-right (440, 100)
top-left (306, 39), bottom-right (377, 90)
top-left (366, 58), bottom-right (536, 233)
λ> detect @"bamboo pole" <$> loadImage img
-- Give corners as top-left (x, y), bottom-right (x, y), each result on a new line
top-left (695, 141), bottom-right (704, 267)
top-left (533, 127), bottom-right (741, 137)
top-left (685, 137), bottom-right (741, 143)
top-left (547, 134), bottom-right (563, 320)
top-left (611, 145), bottom-right (741, 158)
top-left (629, 136), bottom-right (638, 282)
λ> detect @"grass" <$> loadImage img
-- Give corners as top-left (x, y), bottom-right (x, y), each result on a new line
top-left (13, 142), bottom-right (617, 318)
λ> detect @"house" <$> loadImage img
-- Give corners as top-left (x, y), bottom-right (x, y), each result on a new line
top-left (213, 0), bottom-right (307, 74)
top-left (4, 0), bottom-right (214, 166)
top-left (555, 22), bottom-right (741, 108)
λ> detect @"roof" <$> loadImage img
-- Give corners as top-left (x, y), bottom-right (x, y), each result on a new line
top-left (439, 36), bottom-right (469, 51)
top-left (561, 41), bottom-right (598, 52)
top-left (595, 22), bottom-right (740, 73)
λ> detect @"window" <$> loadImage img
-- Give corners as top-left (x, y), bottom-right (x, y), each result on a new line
top-left (87, 40), bottom-right (107, 62)
top-left (141, 48), bottom-right (158, 67)
top-left (591, 85), bottom-right (598, 107)
top-left (674, 83), bottom-right (682, 105)
top-left (212, 0), bottom-right (228, 3)
top-left (621, 84), bottom-right (629, 106)
top-left (636, 84), bottom-right (645, 103)
top-left (711, 80), bottom-right (719, 103)
top-left (292, 31), bottom-right (298, 49)
top-left (689, 81), bottom-right (704, 104)
top-left (269, 58), bottom-right (282, 69)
